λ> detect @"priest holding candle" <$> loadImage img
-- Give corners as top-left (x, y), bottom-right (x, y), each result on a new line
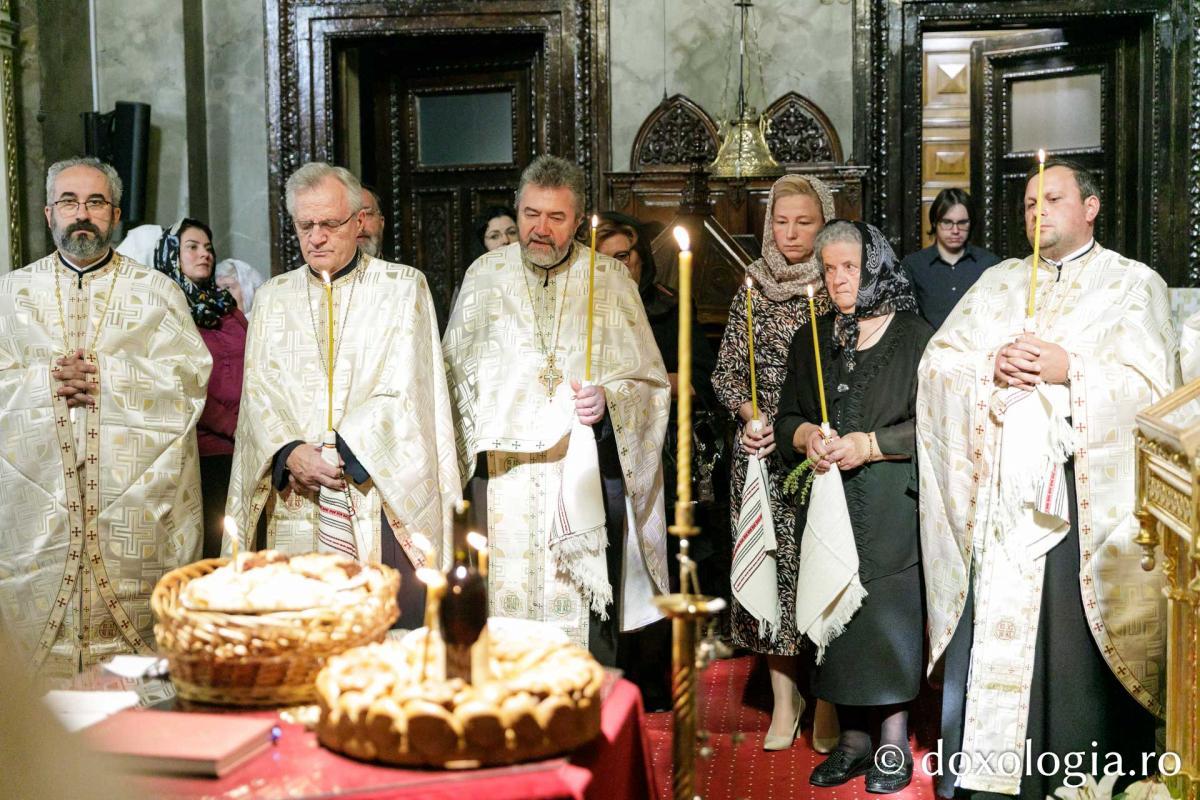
top-left (225, 162), bottom-right (461, 629)
top-left (775, 220), bottom-right (929, 792)
top-left (443, 154), bottom-right (670, 666)
top-left (918, 157), bottom-right (1176, 799)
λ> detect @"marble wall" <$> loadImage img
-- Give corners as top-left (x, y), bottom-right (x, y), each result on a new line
top-left (201, 0), bottom-right (270, 274)
top-left (609, 0), bottom-right (854, 171)
top-left (13, 0), bottom-right (270, 271)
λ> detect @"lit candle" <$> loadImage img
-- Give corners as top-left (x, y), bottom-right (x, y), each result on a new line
top-left (409, 532), bottom-right (434, 567)
top-left (673, 226), bottom-right (694, 520)
top-left (745, 277), bottom-right (759, 421)
top-left (466, 531), bottom-right (488, 577)
top-left (1027, 148), bottom-right (1046, 319)
top-left (416, 566), bottom-right (447, 682)
top-left (322, 271), bottom-right (335, 431)
top-left (805, 285), bottom-right (829, 429)
top-left (224, 515), bottom-right (240, 572)
top-left (584, 215), bottom-right (599, 382)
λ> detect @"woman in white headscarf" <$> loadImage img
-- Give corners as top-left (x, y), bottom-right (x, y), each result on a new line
top-left (215, 258), bottom-right (266, 315)
top-left (712, 174), bottom-right (839, 751)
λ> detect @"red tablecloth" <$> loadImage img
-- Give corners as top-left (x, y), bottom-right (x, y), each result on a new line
top-left (132, 679), bottom-right (657, 800)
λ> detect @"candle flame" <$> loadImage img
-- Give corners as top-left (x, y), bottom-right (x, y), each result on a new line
top-left (416, 567), bottom-right (446, 587)
top-left (454, 499), bottom-right (467, 515)
top-left (673, 226), bottom-right (690, 252)
top-left (410, 532), bottom-right (434, 555)
top-left (745, 277), bottom-right (752, 289)
top-left (466, 531), bottom-right (487, 551)
top-left (1038, 148), bottom-right (1046, 163)
top-left (223, 515), bottom-right (237, 537)
top-left (806, 283), bottom-right (814, 298)
top-left (591, 214), bottom-right (598, 228)
top-left (321, 270), bottom-right (331, 286)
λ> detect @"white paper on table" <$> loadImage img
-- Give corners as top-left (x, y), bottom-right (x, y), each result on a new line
top-left (102, 655), bottom-right (167, 679)
top-left (42, 690), bottom-right (140, 732)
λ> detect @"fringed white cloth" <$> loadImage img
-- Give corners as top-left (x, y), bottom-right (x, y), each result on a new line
top-left (794, 468), bottom-right (866, 663)
top-left (317, 430), bottom-right (359, 560)
top-left (987, 383), bottom-right (1074, 560)
top-left (732, 452), bottom-right (780, 639)
top-left (549, 418), bottom-right (611, 618)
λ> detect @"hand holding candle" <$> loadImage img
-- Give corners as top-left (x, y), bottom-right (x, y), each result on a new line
top-left (805, 285), bottom-right (829, 430)
top-left (584, 215), bottom-right (598, 382)
top-left (1026, 148), bottom-right (1046, 320)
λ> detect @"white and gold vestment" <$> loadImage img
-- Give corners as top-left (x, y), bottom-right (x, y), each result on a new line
top-left (0, 253), bottom-right (210, 676)
top-left (443, 242), bottom-right (670, 648)
top-left (917, 247), bottom-right (1176, 793)
top-left (225, 256), bottom-right (460, 567)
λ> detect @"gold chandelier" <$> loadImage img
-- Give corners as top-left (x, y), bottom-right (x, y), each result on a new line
top-left (709, 0), bottom-right (781, 178)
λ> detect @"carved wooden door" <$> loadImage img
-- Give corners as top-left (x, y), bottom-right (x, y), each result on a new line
top-left (970, 26), bottom-right (1144, 261)
top-left (348, 34), bottom-right (539, 322)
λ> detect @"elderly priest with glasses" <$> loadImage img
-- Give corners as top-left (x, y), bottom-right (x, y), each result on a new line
top-left (225, 162), bottom-right (459, 628)
top-left (0, 157), bottom-right (211, 676)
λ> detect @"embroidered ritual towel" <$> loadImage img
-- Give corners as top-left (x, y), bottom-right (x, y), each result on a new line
top-left (795, 468), bottom-right (865, 663)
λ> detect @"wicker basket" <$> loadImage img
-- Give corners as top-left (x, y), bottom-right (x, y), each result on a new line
top-left (152, 557), bottom-right (399, 706)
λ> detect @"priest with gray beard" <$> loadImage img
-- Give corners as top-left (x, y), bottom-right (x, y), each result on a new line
top-left (443, 155), bottom-right (671, 667)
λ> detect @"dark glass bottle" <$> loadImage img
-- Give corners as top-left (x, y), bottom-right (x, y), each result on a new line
top-left (439, 500), bottom-right (488, 683)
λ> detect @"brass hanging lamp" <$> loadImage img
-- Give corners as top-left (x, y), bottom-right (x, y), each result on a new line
top-left (709, 0), bottom-right (781, 178)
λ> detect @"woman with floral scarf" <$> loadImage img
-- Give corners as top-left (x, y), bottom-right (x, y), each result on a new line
top-left (713, 174), bottom-right (840, 752)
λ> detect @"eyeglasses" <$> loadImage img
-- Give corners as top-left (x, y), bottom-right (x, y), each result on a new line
top-left (937, 219), bottom-right (971, 231)
top-left (293, 211), bottom-right (357, 237)
top-left (52, 198), bottom-right (114, 215)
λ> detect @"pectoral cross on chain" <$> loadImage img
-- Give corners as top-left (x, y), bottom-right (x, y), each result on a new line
top-left (538, 354), bottom-right (563, 397)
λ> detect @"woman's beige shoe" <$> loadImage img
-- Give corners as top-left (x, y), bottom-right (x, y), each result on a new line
top-left (812, 698), bottom-right (840, 754)
top-left (763, 691), bottom-right (806, 751)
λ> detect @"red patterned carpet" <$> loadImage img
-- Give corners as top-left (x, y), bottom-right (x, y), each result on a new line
top-left (644, 655), bottom-right (943, 800)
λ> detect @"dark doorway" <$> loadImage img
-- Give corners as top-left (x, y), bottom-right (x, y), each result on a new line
top-left (263, 1), bottom-right (610, 279)
top-left (335, 33), bottom-right (542, 319)
top-left (853, 0), bottom-right (1194, 285)
top-left (970, 25), bottom-right (1145, 261)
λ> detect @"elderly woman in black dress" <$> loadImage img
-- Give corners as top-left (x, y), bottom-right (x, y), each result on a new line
top-left (775, 221), bottom-right (932, 793)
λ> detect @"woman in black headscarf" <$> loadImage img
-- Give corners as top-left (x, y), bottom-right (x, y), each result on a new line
top-left (775, 220), bottom-right (932, 793)
top-left (154, 219), bottom-right (246, 558)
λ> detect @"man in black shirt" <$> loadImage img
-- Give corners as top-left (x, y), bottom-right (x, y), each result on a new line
top-left (901, 188), bottom-right (1000, 329)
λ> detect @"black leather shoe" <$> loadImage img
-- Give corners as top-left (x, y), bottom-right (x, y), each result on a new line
top-left (809, 748), bottom-right (874, 787)
top-left (866, 756), bottom-right (914, 794)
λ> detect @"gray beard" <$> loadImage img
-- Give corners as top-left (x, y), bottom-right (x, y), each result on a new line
top-left (520, 239), bottom-right (571, 268)
top-left (360, 236), bottom-right (381, 258)
top-left (55, 228), bottom-right (112, 262)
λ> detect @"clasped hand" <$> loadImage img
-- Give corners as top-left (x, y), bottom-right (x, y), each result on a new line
top-left (52, 348), bottom-right (97, 408)
top-left (994, 334), bottom-right (1069, 390)
top-left (286, 444), bottom-right (346, 493)
top-left (806, 426), bottom-right (871, 473)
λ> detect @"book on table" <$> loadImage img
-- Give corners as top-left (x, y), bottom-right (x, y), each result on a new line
top-left (82, 709), bottom-right (276, 777)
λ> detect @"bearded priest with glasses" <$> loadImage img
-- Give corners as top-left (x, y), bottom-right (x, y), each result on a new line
top-left (0, 157), bottom-right (211, 677)
top-left (224, 162), bottom-right (460, 629)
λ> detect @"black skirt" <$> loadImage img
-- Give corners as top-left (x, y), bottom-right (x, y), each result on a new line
top-left (810, 561), bottom-right (923, 705)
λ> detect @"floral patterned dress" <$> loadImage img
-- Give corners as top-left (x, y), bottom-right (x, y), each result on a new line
top-left (713, 281), bottom-right (831, 655)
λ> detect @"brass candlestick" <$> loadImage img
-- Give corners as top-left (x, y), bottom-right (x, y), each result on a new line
top-left (656, 229), bottom-right (727, 800)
